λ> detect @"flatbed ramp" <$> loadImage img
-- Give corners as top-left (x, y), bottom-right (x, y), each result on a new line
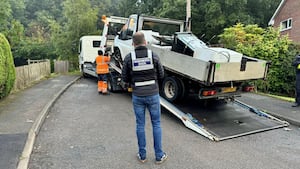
top-left (109, 62), bottom-right (288, 141)
top-left (161, 97), bottom-right (289, 141)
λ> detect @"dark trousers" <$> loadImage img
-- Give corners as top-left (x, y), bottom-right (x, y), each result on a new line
top-left (296, 74), bottom-right (300, 103)
top-left (97, 74), bottom-right (107, 81)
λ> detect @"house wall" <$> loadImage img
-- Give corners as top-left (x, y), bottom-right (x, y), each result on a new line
top-left (273, 0), bottom-right (300, 43)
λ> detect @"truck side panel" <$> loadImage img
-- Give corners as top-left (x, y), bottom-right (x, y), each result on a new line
top-left (149, 44), bottom-right (268, 84)
top-left (149, 45), bottom-right (210, 82)
top-left (214, 61), bottom-right (267, 82)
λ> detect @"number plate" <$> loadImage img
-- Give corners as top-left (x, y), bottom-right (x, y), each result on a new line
top-left (222, 87), bottom-right (237, 93)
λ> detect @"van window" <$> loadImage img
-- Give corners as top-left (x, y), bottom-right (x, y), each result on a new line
top-left (93, 41), bottom-right (101, 47)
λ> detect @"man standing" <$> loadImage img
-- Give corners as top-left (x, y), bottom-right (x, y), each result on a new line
top-left (121, 32), bottom-right (167, 164)
top-left (95, 50), bottom-right (110, 94)
top-left (292, 54), bottom-right (300, 107)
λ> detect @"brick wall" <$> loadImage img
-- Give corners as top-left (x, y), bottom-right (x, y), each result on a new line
top-left (273, 0), bottom-right (300, 43)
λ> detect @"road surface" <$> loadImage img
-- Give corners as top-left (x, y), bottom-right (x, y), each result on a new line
top-left (29, 78), bottom-right (300, 169)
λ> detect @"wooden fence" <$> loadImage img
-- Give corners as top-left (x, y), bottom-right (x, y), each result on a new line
top-left (54, 60), bottom-right (69, 74)
top-left (13, 60), bottom-right (51, 91)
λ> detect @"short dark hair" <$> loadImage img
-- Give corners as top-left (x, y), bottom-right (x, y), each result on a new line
top-left (133, 32), bottom-right (145, 46)
top-left (98, 50), bottom-right (103, 55)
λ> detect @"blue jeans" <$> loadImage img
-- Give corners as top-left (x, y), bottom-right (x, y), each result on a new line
top-left (132, 94), bottom-right (164, 159)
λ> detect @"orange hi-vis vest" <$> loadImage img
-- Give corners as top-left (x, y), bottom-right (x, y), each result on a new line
top-left (96, 55), bottom-right (110, 74)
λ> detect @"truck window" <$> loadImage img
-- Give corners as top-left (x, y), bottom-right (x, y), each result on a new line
top-left (128, 18), bottom-right (136, 31)
top-left (93, 41), bottom-right (101, 47)
top-left (108, 22), bottom-right (125, 39)
top-left (142, 21), bottom-right (181, 36)
top-left (119, 17), bottom-right (136, 40)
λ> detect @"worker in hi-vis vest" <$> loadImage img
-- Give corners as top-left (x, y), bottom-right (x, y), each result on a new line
top-left (95, 50), bottom-right (110, 94)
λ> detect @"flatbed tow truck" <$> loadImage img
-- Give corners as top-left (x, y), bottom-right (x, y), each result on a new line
top-left (80, 15), bottom-right (289, 141)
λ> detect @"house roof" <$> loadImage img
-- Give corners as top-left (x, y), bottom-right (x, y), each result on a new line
top-left (268, 0), bottom-right (286, 26)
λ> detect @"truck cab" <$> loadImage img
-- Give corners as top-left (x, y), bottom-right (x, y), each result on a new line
top-left (78, 35), bottom-right (102, 77)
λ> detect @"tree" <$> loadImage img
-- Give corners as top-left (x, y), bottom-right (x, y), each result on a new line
top-left (117, 0), bottom-right (139, 17)
top-left (155, 0), bottom-right (185, 20)
top-left (9, 0), bottom-right (25, 23)
top-left (246, 0), bottom-right (282, 27)
top-left (49, 0), bottom-right (98, 70)
top-left (0, 33), bottom-right (16, 99)
top-left (0, 0), bottom-right (12, 33)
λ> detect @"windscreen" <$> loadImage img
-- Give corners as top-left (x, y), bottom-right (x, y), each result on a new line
top-left (108, 22), bottom-right (125, 38)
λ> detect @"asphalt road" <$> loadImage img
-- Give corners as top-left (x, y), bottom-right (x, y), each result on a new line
top-left (29, 78), bottom-right (300, 169)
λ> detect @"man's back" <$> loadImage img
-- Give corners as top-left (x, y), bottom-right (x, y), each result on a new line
top-left (122, 46), bottom-right (164, 96)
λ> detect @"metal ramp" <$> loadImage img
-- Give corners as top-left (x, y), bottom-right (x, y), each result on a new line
top-left (160, 97), bottom-right (289, 141)
top-left (109, 62), bottom-right (288, 141)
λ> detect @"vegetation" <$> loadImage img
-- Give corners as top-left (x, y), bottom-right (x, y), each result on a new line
top-left (1, 0), bottom-right (281, 66)
top-left (0, 33), bottom-right (16, 99)
top-left (219, 24), bottom-right (300, 97)
top-left (1, 0), bottom-right (298, 97)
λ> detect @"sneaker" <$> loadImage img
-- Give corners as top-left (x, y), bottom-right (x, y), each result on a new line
top-left (137, 153), bottom-right (147, 163)
top-left (156, 153), bottom-right (168, 164)
top-left (292, 103), bottom-right (300, 107)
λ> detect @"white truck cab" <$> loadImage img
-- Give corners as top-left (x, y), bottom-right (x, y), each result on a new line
top-left (78, 35), bottom-right (102, 76)
top-left (79, 36), bottom-right (102, 63)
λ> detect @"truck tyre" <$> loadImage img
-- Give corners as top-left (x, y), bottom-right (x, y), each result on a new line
top-left (81, 65), bottom-right (88, 78)
top-left (161, 76), bottom-right (183, 102)
top-left (177, 78), bottom-right (187, 100)
top-left (107, 75), bottom-right (115, 92)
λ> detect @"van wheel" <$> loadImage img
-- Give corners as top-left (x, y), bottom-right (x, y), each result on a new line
top-left (161, 77), bottom-right (183, 102)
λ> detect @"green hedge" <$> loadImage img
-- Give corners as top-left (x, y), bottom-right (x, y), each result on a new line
top-left (219, 24), bottom-right (299, 97)
top-left (0, 33), bottom-right (16, 99)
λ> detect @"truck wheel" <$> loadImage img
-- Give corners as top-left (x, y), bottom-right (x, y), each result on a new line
top-left (81, 65), bottom-right (88, 78)
top-left (161, 77), bottom-right (183, 102)
top-left (177, 78), bottom-right (187, 100)
top-left (107, 76), bottom-right (115, 92)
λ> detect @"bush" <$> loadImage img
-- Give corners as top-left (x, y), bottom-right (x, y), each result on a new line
top-left (219, 24), bottom-right (298, 97)
top-left (0, 33), bottom-right (16, 99)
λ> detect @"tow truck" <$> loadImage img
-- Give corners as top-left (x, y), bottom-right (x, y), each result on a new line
top-left (80, 14), bottom-right (289, 141)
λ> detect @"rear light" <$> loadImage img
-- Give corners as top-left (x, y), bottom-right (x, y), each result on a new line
top-left (243, 86), bottom-right (255, 92)
top-left (202, 90), bottom-right (217, 96)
